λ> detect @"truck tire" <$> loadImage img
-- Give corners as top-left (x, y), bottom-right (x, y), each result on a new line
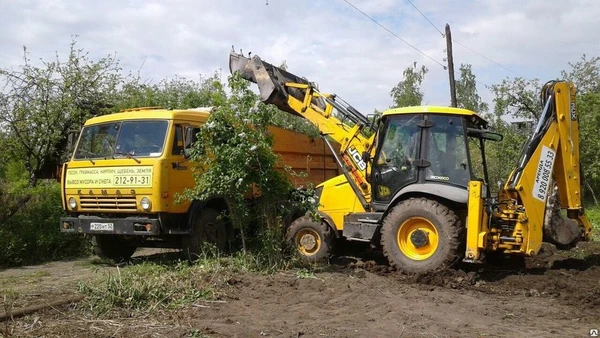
top-left (93, 235), bottom-right (138, 262)
top-left (181, 208), bottom-right (227, 261)
top-left (287, 216), bottom-right (334, 263)
top-left (380, 197), bottom-right (462, 273)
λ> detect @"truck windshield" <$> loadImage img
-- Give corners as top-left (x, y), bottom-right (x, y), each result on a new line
top-left (74, 120), bottom-right (169, 159)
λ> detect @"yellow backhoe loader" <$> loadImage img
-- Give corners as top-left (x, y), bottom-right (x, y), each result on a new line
top-left (230, 51), bottom-right (591, 273)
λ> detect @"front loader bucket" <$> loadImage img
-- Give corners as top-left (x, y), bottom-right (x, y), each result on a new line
top-left (229, 51), bottom-right (325, 116)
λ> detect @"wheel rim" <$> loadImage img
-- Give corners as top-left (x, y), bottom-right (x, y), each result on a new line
top-left (397, 216), bottom-right (439, 261)
top-left (295, 229), bottom-right (322, 256)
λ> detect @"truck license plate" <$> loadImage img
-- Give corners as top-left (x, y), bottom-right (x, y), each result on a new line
top-left (90, 222), bottom-right (114, 231)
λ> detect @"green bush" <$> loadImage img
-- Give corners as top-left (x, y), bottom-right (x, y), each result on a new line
top-left (0, 181), bottom-right (91, 267)
top-left (584, 204), bottom-right (600, 241)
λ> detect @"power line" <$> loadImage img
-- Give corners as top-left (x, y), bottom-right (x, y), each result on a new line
top-left (405, 0), bottom-right (444, 36)
top-left (452, 39), bottom-right (522, 77)
top-left (342, 0), bottom-right (447, 70)
top-left (400, 0), bottom-right (522, 78)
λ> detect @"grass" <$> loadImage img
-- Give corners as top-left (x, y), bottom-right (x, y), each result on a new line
top-left (77, 246), bottom-right (320, 315)
top-left (0, 270), bottom-right (50, 290)
top-left (78, 261), bottom-right (221, 315)
top-left (585, 203), bottom-right (600, 241)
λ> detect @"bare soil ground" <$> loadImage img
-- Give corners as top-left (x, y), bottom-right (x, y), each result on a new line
top-left (1, 243), bottom-right (600, 338)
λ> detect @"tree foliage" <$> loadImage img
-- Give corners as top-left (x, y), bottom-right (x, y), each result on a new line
top-left (455, 63), bottom-right (488, 113)
top-left (0, 40), bottom-right (121, 223)
top-left (390, 62), bottom-right (428, 107)
top-left (182, 73), bottom-right (316, 257)
top-left (115, 73), bottom-right (227, 111)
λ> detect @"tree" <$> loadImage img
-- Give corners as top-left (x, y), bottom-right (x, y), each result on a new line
top-left (0, 40), bottom-right (122, 223)
top-left (183, 72), bottom-right (299, 254)
top-left (489, 77), bottom-right (541, 121)
top-left (561, 55), bottom-right (600, 198)
top-left (561, 54), bottom-right (600, 93)
top-left (115, 72), bottom-right (227, 110)
top-left (390, 62), bottom-right (428, 107)
top-left (455, 64), bottom-right (488, 113)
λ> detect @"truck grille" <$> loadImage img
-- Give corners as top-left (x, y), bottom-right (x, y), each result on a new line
top-left (79, 196), bottom-right (137, 211)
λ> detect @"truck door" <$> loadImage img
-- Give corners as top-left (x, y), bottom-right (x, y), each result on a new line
top-left (167, 124), bottom-right (199, 213)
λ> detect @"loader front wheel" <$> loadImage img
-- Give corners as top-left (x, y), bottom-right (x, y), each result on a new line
top-left (287, 216), bottom-right (334, 263)
top-left (381, 198), bottom-right (462, 273)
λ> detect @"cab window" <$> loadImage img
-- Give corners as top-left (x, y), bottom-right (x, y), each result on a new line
top-left (425, 115), bottom-right (470, 186)
top-left (172, 125), bottom-right (200, 156)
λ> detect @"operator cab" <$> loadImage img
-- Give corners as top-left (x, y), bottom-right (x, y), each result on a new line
top-left (371, 106), bottom-right (501, 208)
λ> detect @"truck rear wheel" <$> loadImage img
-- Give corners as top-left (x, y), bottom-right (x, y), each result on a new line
top-left (287, 216), bottom-right (334, 263)
top-left (93, 235), bottom-right (138, 262)
top-left (380, 197), bottom-right (462, 273)
top-left (182, 208), bottom-right (227, 261)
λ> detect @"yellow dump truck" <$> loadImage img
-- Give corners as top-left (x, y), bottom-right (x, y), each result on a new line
top-left (59, 107), bottom-right (338, 261)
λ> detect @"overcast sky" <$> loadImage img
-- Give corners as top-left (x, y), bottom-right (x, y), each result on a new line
top-left (1, 0), bottom-right (598, 114)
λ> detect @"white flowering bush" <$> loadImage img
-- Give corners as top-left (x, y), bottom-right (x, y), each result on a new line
top-left (182, 73), bottom-right (317, 265)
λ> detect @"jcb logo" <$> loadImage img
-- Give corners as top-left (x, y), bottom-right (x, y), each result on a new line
top-left (348, 146), bottom-right (367, 171)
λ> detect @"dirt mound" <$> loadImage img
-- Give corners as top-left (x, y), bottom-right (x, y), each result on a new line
top-left (345, 241), bottom-right (600, 309)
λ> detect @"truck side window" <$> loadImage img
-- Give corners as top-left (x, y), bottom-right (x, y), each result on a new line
top-left (183, 126), bottom-right (201, 157)
top-left (172, 125), bottom-right (184, 155)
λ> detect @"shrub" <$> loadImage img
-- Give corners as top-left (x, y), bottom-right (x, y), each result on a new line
top-left (0, 181), bottom-right (91, 267)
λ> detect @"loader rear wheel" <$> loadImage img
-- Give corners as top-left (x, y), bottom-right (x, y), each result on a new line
top-left (93, 235), bottom-right (138, 262)
top-left (181, 208), bottom-right (227, 262)
top-left (287, 216), bottom-right (334, 263)
top-left (381, 197), bottom-right (462, 273)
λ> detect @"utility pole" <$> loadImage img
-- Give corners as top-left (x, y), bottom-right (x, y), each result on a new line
top-left (445, 23), bottom-right (457, 108)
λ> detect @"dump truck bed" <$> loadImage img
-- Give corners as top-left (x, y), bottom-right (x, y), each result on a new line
top-left (269, 126), bottom-right (340, 188)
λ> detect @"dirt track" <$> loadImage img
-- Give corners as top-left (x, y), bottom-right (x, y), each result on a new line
top-left (1, 243), bottom-right (599, 338)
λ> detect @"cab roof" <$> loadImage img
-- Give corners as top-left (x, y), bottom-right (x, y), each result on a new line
top-left (382, 105), bottom-right (488, 126)
top-left (383, 105), bottom-right (477, 116)
top-left (83, 107), bottom-right (212, 126)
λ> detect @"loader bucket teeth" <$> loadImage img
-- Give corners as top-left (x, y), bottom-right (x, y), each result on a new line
top-left (228, 51), bottom-right (324, 117)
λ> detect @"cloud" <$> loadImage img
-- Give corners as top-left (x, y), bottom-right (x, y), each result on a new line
top-left (0, 0), bottom-right (598, 114)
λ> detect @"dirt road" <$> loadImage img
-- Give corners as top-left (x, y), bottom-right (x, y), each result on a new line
top-left (1, 244), bottom-right (599, 338)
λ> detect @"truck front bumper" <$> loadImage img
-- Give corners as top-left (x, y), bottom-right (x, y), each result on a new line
top-left (60, 215), bottom-right (161, 236)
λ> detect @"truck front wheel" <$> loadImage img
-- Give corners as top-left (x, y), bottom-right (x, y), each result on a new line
top-left (380, 197), bottom-right (462, 273)
top-left (182, 208), bottom-right (227, 261)
top-left (93, 235), bottom-right (138, 262)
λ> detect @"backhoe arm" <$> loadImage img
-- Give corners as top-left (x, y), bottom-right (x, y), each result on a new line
top-left (498, 81), bottom-right (591, 256)
top-left (229, 51), bottom-right (374, 207)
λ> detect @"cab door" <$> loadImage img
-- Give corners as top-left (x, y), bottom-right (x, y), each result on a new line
top-left (165, 123), bottom-right (199, 213)
top-left (371, 114), bottom-right (422, 205)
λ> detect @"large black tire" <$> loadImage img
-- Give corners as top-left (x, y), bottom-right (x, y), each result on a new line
top-left (287, 216), bottom-right (334, 263)
top-left (181, 208), bottom-right (227, 261)
top-left (93, 235), bottom-right (138, 262)
top-left (380, 197), bottom-right (462, 273)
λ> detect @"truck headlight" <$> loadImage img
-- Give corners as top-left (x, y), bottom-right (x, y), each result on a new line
top-left (140, 197), bottom-right (152, 211)
top-left (68, 197), bottom-right (77, 209)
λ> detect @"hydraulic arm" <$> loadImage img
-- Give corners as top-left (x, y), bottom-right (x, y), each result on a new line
top-left (230, 51), bottom-right (375, 208)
